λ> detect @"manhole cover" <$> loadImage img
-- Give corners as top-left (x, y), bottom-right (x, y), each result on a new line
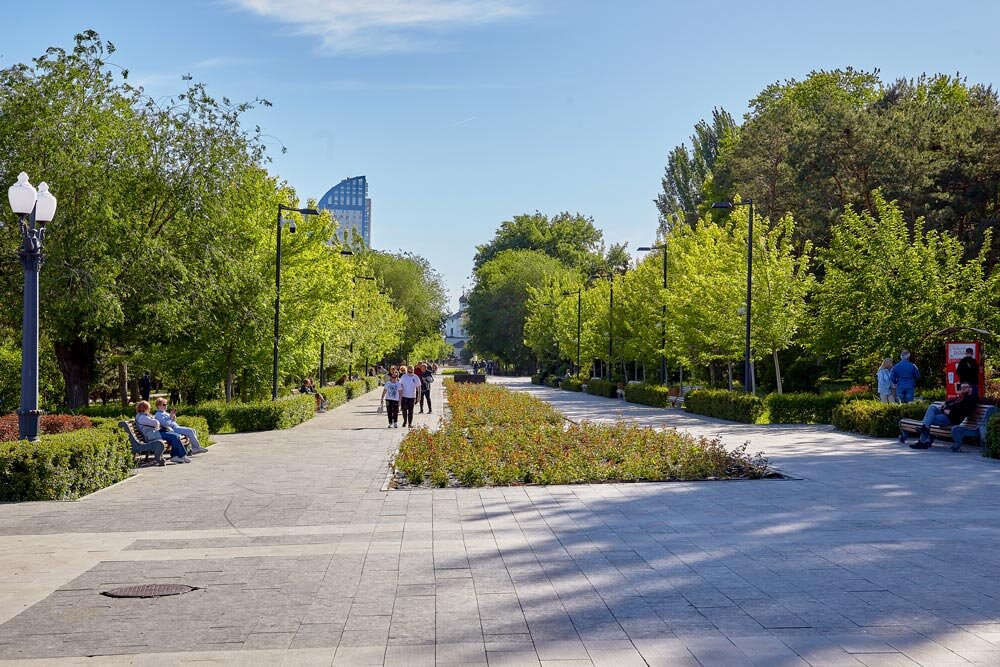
top-left (102, 584), bottom-right (198, 598)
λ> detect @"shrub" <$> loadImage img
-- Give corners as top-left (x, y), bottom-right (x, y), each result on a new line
top-left (624, 383), bottom-right (672, 408)
top-left (544, 375), bottom-right (561, 388)
top-left (75, 403), bottom-right (134, 419)
top-left (344, 380), bottom-right (368, 400)
top-left (225, 394), bottom-right (315, 432)
top-left (818, 377), bottom-right (854, 393)
top-left (831, 400), bottom-right (928, 437)
top-left (324, 385), bottom-right (347, 408)
top-left (175, 415), bottom-right (214, 447)
top-left (586, 379), bottom-right (618, 398)
top-left (0, 427), bottom-right (132, 501)
top-left (685, 389), bottom-right (767, 424)
top-left (364, 376), bottom-right (381, 391)
top-left (441, 369), bottom-right (462, 375)
top-left (983, 413), bottom-right (1000, 459)
top-left (530, 374), bottom-right (543, 385)
top-left (0, 414), bottom-right (93, 442)
top-left (179, 401), bottom-right (230, 434)
top-left (766, 392), bottom-right (846, 424)
top-left (918, 387), bottom-right (947, 402)
top-left (394, 383), bottom-right (771, 487)
top-left (0, 346), bottom-right (19, 415)
top-left (561, 377), bottom-right (584, 392)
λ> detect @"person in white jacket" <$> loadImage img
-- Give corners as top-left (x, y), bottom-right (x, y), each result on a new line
top-left (154, 398), bottom-right (207, 454)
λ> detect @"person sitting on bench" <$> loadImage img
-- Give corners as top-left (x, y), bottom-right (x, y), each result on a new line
top-left (912, 383), bottom-right (977, 451)
top-left (154, 398), bottom-right (207, 454)
top-left (136, 400), bottom-right (190, 463)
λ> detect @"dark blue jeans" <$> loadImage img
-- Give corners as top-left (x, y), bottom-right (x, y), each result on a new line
top-left (897, 385), bottom-right (915, 403)
top-left (922, 405), bottom-right (952, 431)
top-left (161, 432), bottom-right (186, 457)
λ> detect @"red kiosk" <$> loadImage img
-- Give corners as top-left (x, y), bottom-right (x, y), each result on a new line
top-left (945, 341), bottom-right (985, 399)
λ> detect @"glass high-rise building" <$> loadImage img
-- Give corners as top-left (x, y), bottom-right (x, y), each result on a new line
top-left (319, 176), bottom-right (371, 246)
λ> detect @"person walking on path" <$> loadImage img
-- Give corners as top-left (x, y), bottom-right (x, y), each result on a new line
top-left (957, 347), bottom-right (980, 397)
top-left (381, 371), bottom-right (402, 428)
top-left (876, 358), bottom-right (895, 403)
top-left (890, 350), bottom-right (921, 403)
top-left (139, 372), bottom-right (152, 401)
top-left (418, 363), bottom-right (434, 414)
top-left (912, 383), bottom-right (978, 451)
top-left (399, 365), bottom-right (422, 428)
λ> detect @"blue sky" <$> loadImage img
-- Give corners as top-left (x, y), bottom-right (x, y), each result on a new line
top-left (5, 0), bottom-right (1000, 310)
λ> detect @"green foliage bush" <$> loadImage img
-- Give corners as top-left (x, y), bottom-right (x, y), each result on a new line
top-left (685, 389), bottom-right (767, 423)
top-left (363, 376), bottom-right (381, 391)
top-left (623, 383), bottom-right (672, 408)
top-left (394, 382), bottom-right (770, 487)
top-left (544, 375), bottom-right (561, 388)
top-left (586, 379), bottom-right (618, 398)
top-left (561, 377), bottom-right (584, 392)
top-left (919, 387), bottom-right (947, 402)
top-left (0, 428), bottom-right (132, 501)
top-left (0, 414), bottom-right (93, 442)
top-left (225, 394), bottom-right (315, 432)
top-left (831, 400), bottom-right (928, 437)
top-left (530, 374), bottom-right (543, 385)
top-left (766, 392), bottom-right (847, 424)
top-left (983, 413), bottom-right (1000, 459)
top-left (324, 386), bottom-right (347, 408)
top-left (0, 346), bottom-right (19, 415)
top-left (75, 403), bottom-right (133, 419)
top-left (344, 380), bottom-right (368, 400)
top-left (178, 401), bottom-right (229, 434)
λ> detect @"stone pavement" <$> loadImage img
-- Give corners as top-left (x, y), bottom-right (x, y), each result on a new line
top-left (1, 377), bottom-right (1000, 665)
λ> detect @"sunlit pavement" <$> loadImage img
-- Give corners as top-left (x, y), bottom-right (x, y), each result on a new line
top-left (1, 377), bottom-right (1000, 665)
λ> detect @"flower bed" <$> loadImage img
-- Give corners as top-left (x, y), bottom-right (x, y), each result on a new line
top-left (0, 414), bottom-right (93, 442)
top-left (394, 382), bottom-right (770, 487)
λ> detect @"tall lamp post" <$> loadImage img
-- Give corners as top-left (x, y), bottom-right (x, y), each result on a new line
top-left (273, 203), bottom-right (318, 401)
top-left (711, 199), bottom-right (754, 393)
top-left (562, 288), bottom-right (582, 375)
top-left (588, 272), bottom-right (616, 381)
top-left (319, 249), bottom-right (355, 387)
top-left (349, 275), bottom-right (376, 379)
top-left (637, 244), bottom-right (668, 385)
top-left (7, 173), bottom-right (57, 442)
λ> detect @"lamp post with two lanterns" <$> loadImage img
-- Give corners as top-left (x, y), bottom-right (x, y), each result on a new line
top-left (7, 173), bottom-right (57, 441)
top-left (273, 203), bottom-right (318, 401)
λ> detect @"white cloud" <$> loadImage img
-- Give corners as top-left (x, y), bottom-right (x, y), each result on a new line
top-left (228, 0), bottom-right (530, 53)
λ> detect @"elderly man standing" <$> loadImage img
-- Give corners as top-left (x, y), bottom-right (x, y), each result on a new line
top-left (890, 350), bottom-right (921, 403)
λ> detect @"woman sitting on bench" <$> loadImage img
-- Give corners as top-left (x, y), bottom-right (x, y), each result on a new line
top-left (136, 400), bottom-right (190, 464)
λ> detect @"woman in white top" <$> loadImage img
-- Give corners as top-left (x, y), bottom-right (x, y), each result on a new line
top-left (381, 371), bottom-right (402, 428)
top-left (876, 358), bottom-right (895, 403)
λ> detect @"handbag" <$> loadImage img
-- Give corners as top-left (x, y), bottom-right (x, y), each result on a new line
top-left (377, 402), bottom-right (384, 414)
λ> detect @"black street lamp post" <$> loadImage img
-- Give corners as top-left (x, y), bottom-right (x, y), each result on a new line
top-left (638, 244), bottom-right (668, 385)
top-left (349, 275), bottom-right (376, 380)
top-left (562, 288), bottom-right (582, 374)
top-left (7, 173), bottom-right (57, 442)
top-left (711, 199), bottom-right (754, 393)
top-left (273, 203), bottom-right (318, 401)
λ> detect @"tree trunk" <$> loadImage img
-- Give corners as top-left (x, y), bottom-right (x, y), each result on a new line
top-left (129, 378), bottom-right (140, 404)
top-left (54, 339), bottom-right (96, 409)
top-left (773, 349), bottom-right (784, 395)
top-left (118, 362), bottom-right (129, 407)
top-left (727, 361), bottom-right (734, 391)
top-left (224, 351), bottom-right (233, 404)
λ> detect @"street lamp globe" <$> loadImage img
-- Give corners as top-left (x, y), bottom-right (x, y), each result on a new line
top-left (34, 182), bottom-right (57, 223)
top-left (8, 172), bottom-right (36, 214)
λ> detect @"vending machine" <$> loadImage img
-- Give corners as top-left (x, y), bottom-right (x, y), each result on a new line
top-left (945, 341), bottom-right (984, 399)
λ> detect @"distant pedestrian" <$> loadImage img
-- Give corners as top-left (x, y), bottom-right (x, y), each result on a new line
top-left (399, 365), bottom-right (422, 428)
top-left (419, 363), bottom-right (434, 414)
top-left (890, 350), bottom-right (921, 403)
top-left (876, 358), bottom-right (895, 403)
top-left (139, 372), bottom-right (152, 401)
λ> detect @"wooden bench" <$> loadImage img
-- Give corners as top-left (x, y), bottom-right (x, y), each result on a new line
top-left (668, 385), bottom-right (696, 408)
top-left (898, 402), bottom-right (996, 448)
top-left (119, 420), bottom-right (191, 467)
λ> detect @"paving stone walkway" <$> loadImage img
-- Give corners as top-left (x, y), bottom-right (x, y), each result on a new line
top-left (1, 377), bottom-right (1000, 665)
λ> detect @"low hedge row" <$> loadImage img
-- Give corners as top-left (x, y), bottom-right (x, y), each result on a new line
top-left (561, 377), bottom-right (585, 392)
top-left (544, 375), bottom-right (561, 388)
top-left (325, 385), bottom-right (348, 408)
top-left (224, 394), bottom-right (316, 432)
top-left (685, 389), bottom-right (767, 424)
top-left (530, 374), bottom-right (543, 385)
top-left (984, 413), bottom-right (1000, 459)
top-left (0, 428), bottom-right (132, 501)
top-left (586, 379), bottom-right (618, 398)
top-left (831, 400), bottom-right (928, 437)
top-left (175, 415), bottom-right (214, 447)
top-left (767, 392), bottom-right (848, 424)
top-left (344, 380), bottom-right (369, 400)
top-left (623, 383), bottom-right (672, 408)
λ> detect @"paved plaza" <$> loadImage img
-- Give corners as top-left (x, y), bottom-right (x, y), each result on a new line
top-left (2, 378), bottom-right (1000, 665)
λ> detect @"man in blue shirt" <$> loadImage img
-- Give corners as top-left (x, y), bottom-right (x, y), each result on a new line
top-left (890, 350), bottom-right (921, 403)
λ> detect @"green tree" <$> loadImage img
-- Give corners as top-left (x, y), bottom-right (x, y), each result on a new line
top-left (473, 212), bottom-right (606, 272)
top-left (368, 251), bottom-right (448, 358)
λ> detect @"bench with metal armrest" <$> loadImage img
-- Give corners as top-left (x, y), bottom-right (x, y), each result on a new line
top-left (118, 419), bottom-right (191, 467)
top-left (898, 402), bottom-right (996, 447)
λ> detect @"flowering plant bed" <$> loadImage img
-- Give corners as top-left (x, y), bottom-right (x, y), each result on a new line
top-left (393, 382), bottom-right (772, 488)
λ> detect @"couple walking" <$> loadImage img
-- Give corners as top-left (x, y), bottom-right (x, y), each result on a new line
top-left (380, 363), bottom-right (434, 428)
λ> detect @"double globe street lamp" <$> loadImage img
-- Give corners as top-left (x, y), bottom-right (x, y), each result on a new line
top-left (273, 203), bottom-right (318, 401)
top-left (7, 173), bottom-right (57, 441)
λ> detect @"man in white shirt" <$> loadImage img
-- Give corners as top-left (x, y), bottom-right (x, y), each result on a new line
top-left (399, 365), bottom-right (423, 428)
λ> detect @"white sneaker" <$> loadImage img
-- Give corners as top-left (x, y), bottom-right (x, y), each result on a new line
top-left (169, 456), bottom-right (185, 464)
top-left (182, 456), bottom-right (192, 463)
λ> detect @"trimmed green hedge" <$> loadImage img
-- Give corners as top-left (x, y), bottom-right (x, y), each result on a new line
top-left (766, 392), bottom-right (846, 424)
top-left (175, 415), bottom-right (214, 447)
top-left (530, 374), bottom-right (543, 385)
top-left (75, 403), bottom-right (133, 419)
top-left (344, 380), bottom-right (368, 400)
top-left (364, 376), bottom-right (381, 391)
top-left (0, 428), bottom-right (132, 501)
top-left (831, 400), bottom-right (928, 438)
top-left (624, 383), bottom-right (672, 408)
top-left (586, 379), bottom-right (618, 398)
top-left (561, 377), bottom-right (584, 392)
top-left (984, 413), bottom-right (1000, 459)
top-left (685, 389), bottom-right (767, 424)
top-left (225, 394), bottom-right (315, 432)
top-left (178, 401), bottom-right (229, 434)
top-left (325, 385), bottom-right (348, 408)
top-left (544, 375), bottom-right (561, 388)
